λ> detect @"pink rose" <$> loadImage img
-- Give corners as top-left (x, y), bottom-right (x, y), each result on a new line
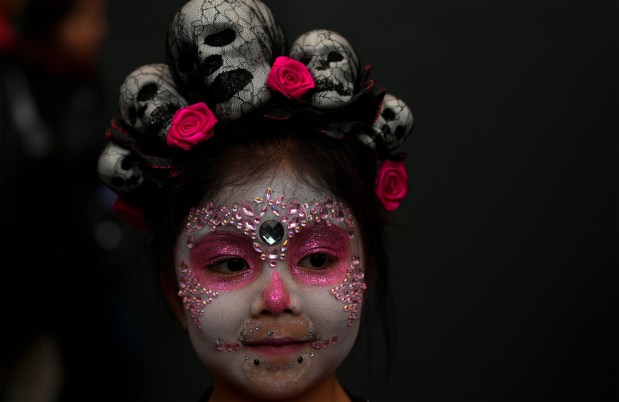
top-left (375, 160), bottom-right (409, 212)
top-left (167, 102), bottom-right (218, 151)
top-left (267, 56), bottom-right (315, 100)
top-left (113, 197), bottom-right (151, 229)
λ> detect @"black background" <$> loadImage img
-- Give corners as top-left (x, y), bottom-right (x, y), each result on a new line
top-left (98, 1), bottom-right (617, 401)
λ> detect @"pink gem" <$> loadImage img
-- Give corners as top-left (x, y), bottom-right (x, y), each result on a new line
top-left (289, 202), bottom-right (300, 214)
top-left (320, 207), bottom-right (329, 220)
top-left (211, 212), bottom-right (223, 226)
top-left (288, 216), bottom-right (300, 229)
top-left (242, 204), bottom-right (254, 216)
top-left (267, 247), bottom-right (279, 260)
top-left (186, 235), bottom-right (195, 249)
top-left (325, 196), bottom-right (334, 208)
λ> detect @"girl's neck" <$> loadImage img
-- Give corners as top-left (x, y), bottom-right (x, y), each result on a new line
top-left (209, 372), bottom-right (350, 402)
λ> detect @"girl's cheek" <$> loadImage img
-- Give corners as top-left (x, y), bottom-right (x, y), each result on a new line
top-left (290, 258), bottom-right (350, 286)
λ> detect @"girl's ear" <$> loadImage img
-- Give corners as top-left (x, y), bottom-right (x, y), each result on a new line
top-left (160, 271), bottom-right (188, 330)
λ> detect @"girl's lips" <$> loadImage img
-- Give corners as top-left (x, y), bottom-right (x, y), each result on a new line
top-left (243, 338), bottom-right (308, 356)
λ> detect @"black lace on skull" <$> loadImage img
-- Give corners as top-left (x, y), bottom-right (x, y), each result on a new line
top-left (166, 0), bottom-right (286, 121)
top-left (290, 30), bottom-right (361, 110)
top-left (118, 64), bottom-right (188, 142)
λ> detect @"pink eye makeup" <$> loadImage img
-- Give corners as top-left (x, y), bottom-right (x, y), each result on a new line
top-left (189, 232), bottom-right (261, 291)
top-left (183, 187), bottom-right (357, 271)
top-left (288, 225), bottom-right (351, 286)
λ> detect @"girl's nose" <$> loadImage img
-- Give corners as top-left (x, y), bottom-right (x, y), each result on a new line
top-left (262, 270), bottom-right (291, 315)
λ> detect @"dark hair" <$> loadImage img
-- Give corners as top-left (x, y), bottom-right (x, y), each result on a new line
top-left (149, 116), bottom-right (392, 368)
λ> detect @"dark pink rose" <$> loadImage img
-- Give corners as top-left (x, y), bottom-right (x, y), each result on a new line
top-left (375, 160), bottom-right (409, 212)
top-left (113, 197), bottom-right (151, 229)
top-left (167, 102), bottom-right (217, 151)
top-left (267, 56), bottom-right (315, 100)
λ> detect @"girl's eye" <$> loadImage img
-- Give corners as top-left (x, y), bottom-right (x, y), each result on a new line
top-left (299, 253), bottom-right (336, 270)
top-left (208, 258), bottom-right (249, 274)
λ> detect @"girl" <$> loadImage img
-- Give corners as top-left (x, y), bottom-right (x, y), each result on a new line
top-left (98, 0), bottom-right (412, 400)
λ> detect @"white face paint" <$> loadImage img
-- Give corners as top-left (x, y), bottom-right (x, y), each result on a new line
top-left (173, 173), bottom-right (366, 399)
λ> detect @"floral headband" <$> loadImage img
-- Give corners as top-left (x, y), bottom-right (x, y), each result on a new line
top-left (97, 0), bottom-right (413, 226)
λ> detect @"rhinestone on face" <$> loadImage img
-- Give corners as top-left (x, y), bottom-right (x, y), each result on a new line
top-left (258, 220), bottom-right (285, 245)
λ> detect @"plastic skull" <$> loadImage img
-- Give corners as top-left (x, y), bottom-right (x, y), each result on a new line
top-left (372, 94), bottom-right (414, 151)
top-left (290, 29), bottom-right (360, 109)
top-left (97, 142), bottom-right (144, 193)
top-left (166, 0), bottom-right (285, 121)
top-left (118, 64), bottom-right (188, 141)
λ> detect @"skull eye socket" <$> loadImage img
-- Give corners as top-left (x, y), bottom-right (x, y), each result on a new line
top-left (204, 29), bottom-right (236, 47)
top-left (299, 56), bottom-right (312, 65)
top-left (120, 155), bottom-right (135, 170)
top-left (381, 108), bottom-right (397, 121)
top-left (327, 51), bottom-right (344, 63)
top-left (137, 83), bottom-right (158, 102)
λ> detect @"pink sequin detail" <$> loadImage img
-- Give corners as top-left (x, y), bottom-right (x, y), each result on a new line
top-left (311, 335), bottom-right (339, 350)
top-left (214, 338), bottom-right (242, 352)
top-left (177, 261), bottom-right (218, 331)
top-left (184, 188), bottom-right (355, 264)
top-left (215, 339), bottom-right (241, 352)
top-left (331, 255), bottom-right (367, 326)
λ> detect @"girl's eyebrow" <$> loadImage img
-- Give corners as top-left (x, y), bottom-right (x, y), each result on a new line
top-left (193, 229), bottom-right (250, 247)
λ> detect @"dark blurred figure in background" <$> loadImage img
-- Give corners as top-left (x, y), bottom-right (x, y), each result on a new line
top-left (1, 0), bottom-right (138, 400)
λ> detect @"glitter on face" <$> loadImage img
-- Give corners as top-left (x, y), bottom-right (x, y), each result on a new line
top-left (214, 338), bottom-right (242, 352)
top-left (177, 261), bottom-right (218, 330)
top-left (243, 351), bottom-right (314, 376)
top-left (288, 224), bottom-right (351, 286)
top-left (184, 188), bottom-right (355, 267)
top-left (189, 232), bottom-right (261, 292)
top-left (311, 335), bottom-right (339, 350)
top-left (331, 254), bottom-right (366, 325)
top-left (263, 271), bottom-right (291, 314)
top-left (174, 179), bottom-right (365, 398)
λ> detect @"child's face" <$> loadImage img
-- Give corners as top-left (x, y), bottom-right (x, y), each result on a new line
top-left (173, 172), bottom-right (366, 399)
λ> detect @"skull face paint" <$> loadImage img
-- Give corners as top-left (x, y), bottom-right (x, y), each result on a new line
top-left (174, 174), bottom-right (365, 399)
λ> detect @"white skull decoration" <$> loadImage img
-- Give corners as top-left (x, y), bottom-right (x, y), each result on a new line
top-left (166, 0), bottom-right (285, 121)
top-left (97, 142), bottom-right (144, 193)
top-left (372, 94), bottom-right (414, 151)
top-left (118, 64), bottom-right (188, 142)
top-left (290, 30), bottom-right (360, 109)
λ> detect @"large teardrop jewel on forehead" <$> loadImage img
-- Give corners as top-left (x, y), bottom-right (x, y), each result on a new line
top-left (259, 220), bottom-right (285, 245)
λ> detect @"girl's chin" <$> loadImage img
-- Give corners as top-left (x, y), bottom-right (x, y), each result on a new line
top-left (208, 352), bottom-right (332, 400)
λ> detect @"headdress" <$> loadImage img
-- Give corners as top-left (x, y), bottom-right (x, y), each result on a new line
top-left (97, 0), bottom-right (414, 226)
